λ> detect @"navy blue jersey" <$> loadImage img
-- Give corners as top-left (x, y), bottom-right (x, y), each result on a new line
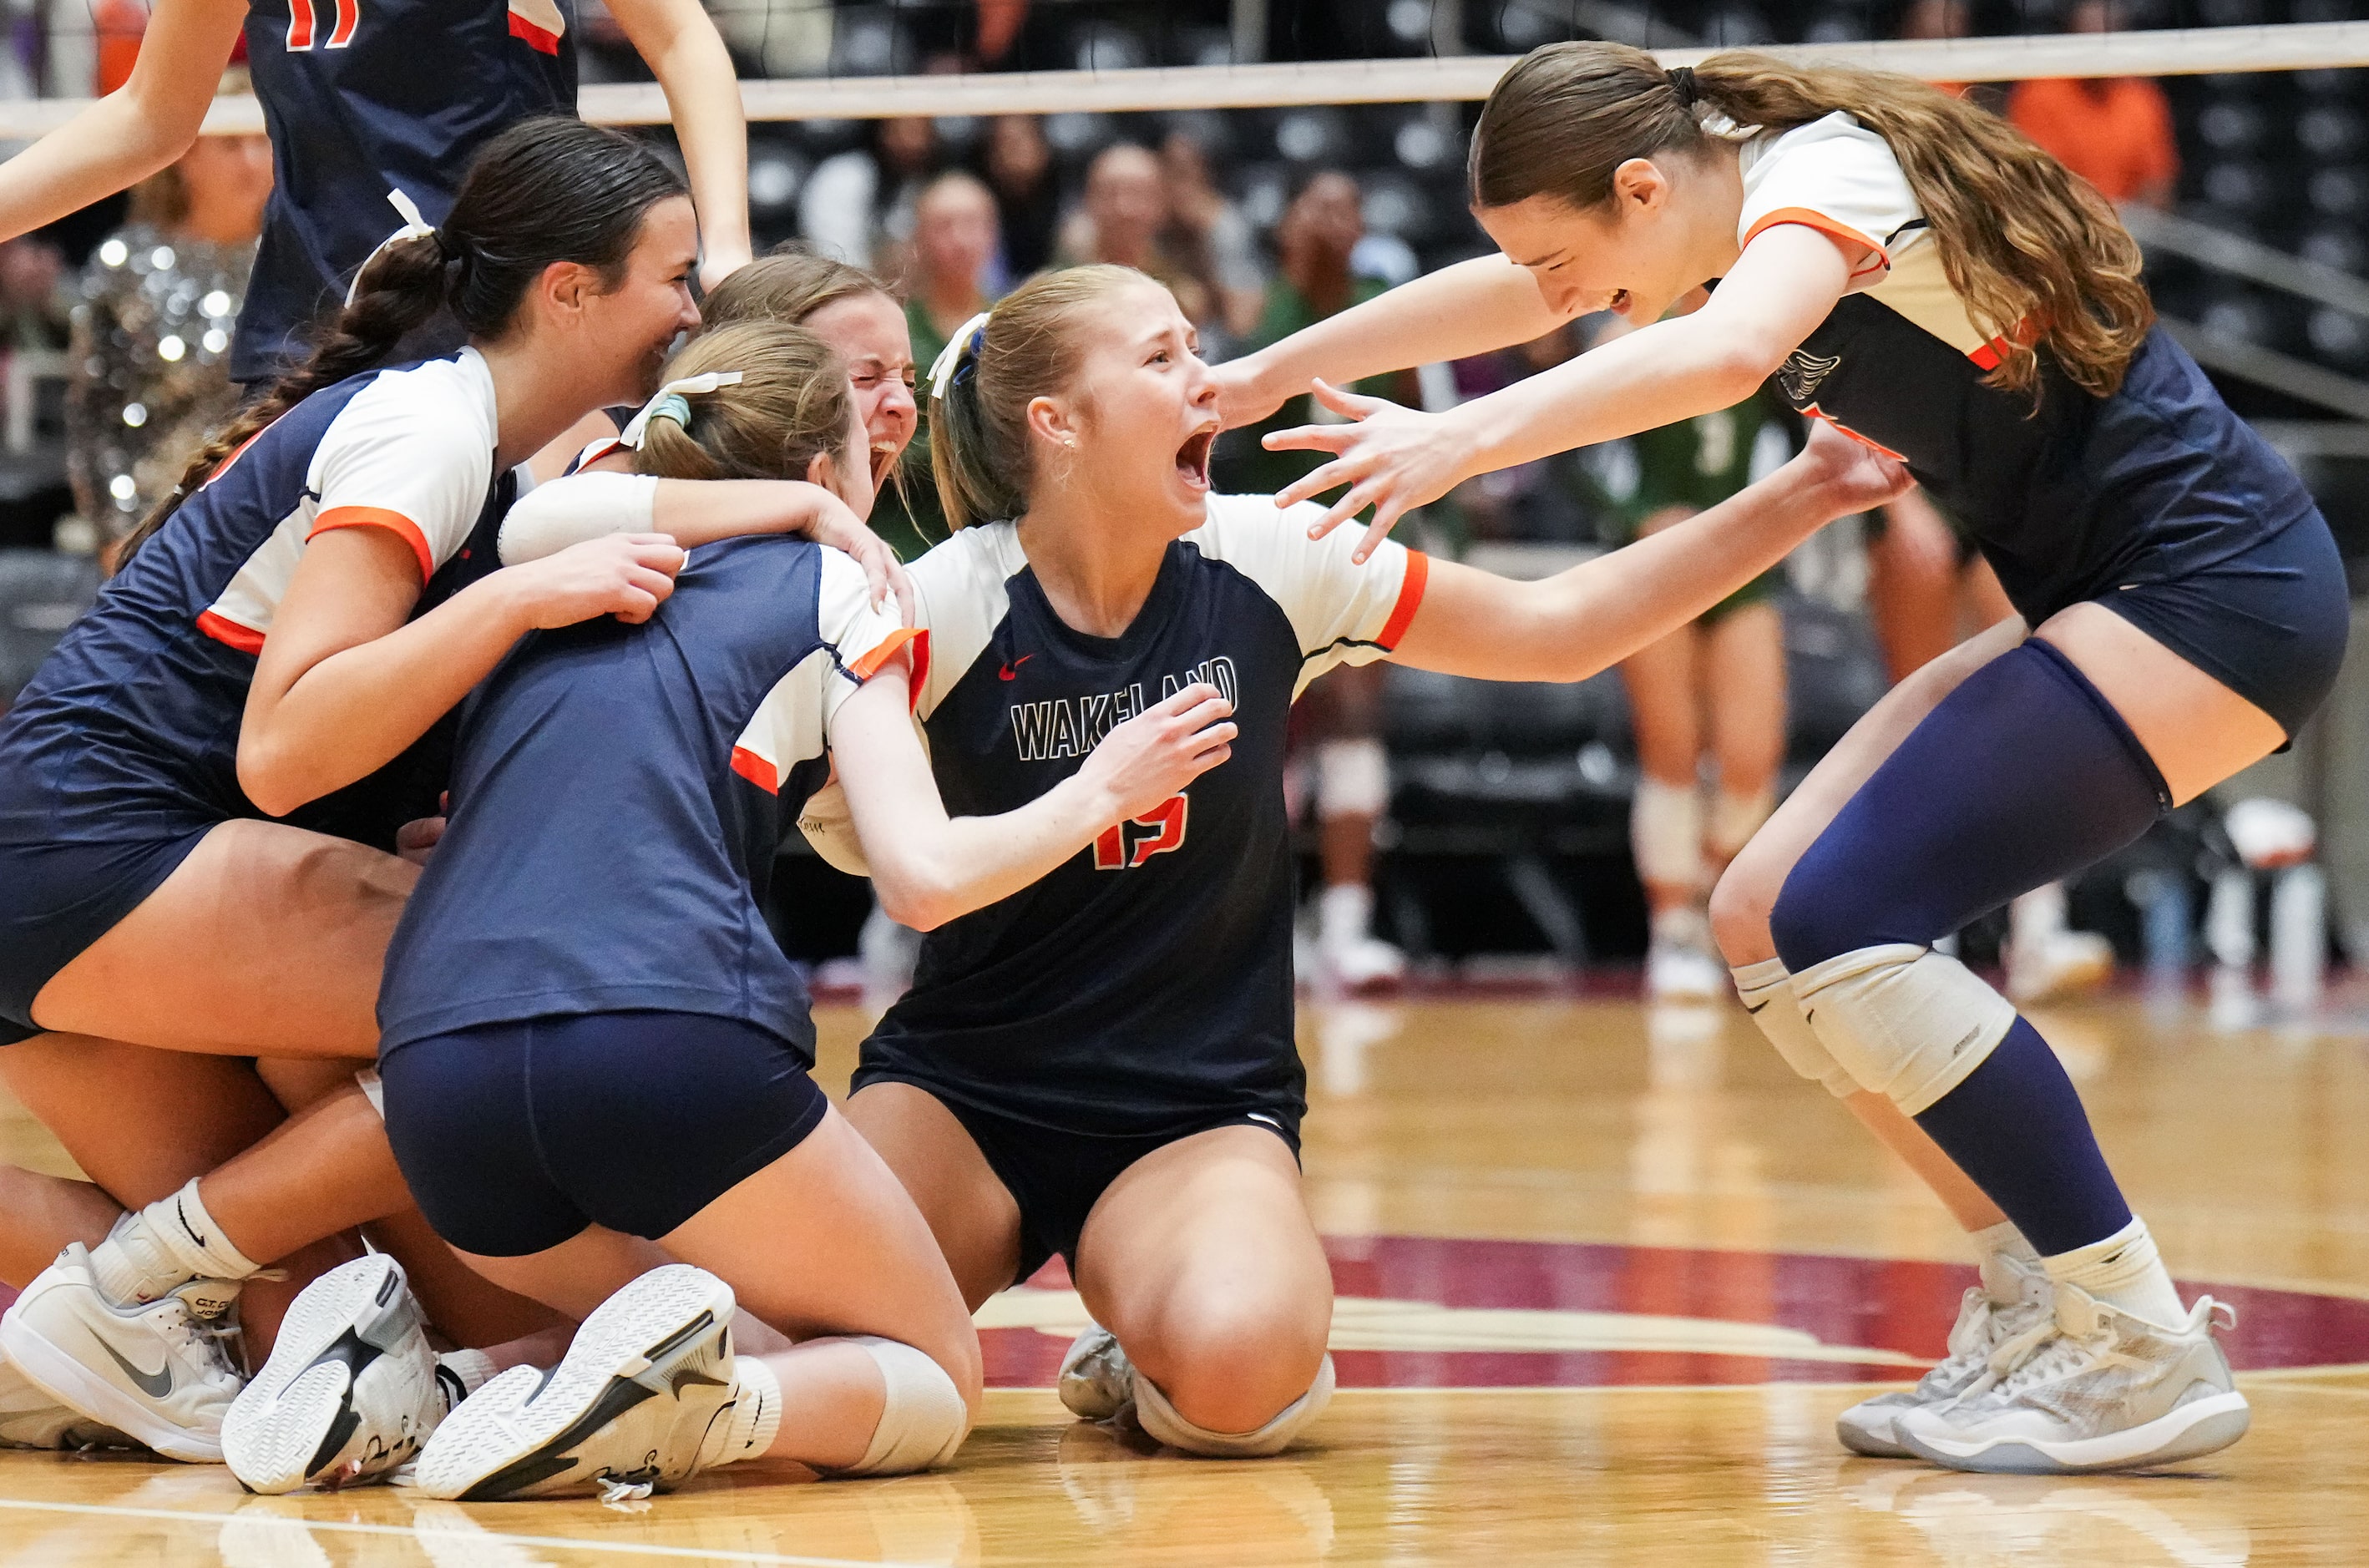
top-left (1736, 114), bottom-right (2321, 623)
top-left (0, 350), bottom-right (511, 853)
top-left (235, 0), bottom-right (577, 382)
top-left (851, 498), bottom-right (1426, 1137)
top-left (377, 537), bottom-right (914, 1052)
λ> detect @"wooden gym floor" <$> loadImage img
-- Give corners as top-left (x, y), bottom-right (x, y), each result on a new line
top-left (4, 986), bottom-right (2368, 1565)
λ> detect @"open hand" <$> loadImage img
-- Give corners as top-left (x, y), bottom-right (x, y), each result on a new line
top-left (1077, 682), bottom-right (1237, 824)
top-left (1263, 380), bottom-right (1471, 563)
top-left (509, 533), bottom-right (685, 630)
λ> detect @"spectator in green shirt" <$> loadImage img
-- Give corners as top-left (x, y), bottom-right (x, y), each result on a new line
top-left (881, 171), bottom-right (1000, 559)
top-left (1217, 170), bottom-right (1418, 500)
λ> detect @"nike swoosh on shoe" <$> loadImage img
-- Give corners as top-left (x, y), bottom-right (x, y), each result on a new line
top-left (92, 1335), bottom-right (174, 1399)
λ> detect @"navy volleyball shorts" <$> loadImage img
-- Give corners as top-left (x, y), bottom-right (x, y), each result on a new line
top-left (2098, 510), bottom-right (2351, 741)
top-left (868, 1080), bottom-right (1302, 1283)
top-left (0, 824), bottom-right (212, 1046)
top-left (379, 1010), bottom-right (829, 1257)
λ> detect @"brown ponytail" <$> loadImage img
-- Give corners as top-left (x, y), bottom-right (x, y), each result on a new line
top-left (116, 117), bottom-right (686, 572)
top-left (928, 264), bottom-right (1141, 532)
top-left (630, 321), bottom-right (858, 486)
top-left (1471, 42), bottom-right (2154, 400)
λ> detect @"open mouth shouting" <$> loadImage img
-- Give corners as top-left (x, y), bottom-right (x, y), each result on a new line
top-left (870, 443), bottom-right (899, 493)
top-left (1175, 426), bottom-right (1216, 493)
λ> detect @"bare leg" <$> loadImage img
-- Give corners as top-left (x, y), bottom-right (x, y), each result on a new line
top-left (1617, 618), bottom-right (1703, 918)
top-left (1073, 1126), bottom-right (1331, 1435)
top-left (1868, 492), bottom-right (1967, 684)
top-left (0, 1166), bottom-right (119, 1284)
top-left (462, 1107), bottom-right (981, 1474)
top-left (31, 819), bottom-right (408, 1058)
top-left (1702, 599), bottom-right (1786, 872)
top-left (843, 1081), bottom-right (1025, 1310)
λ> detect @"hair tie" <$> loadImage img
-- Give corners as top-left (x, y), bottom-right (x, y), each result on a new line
top-left (619, 371), bottom-right (746, 449)
top-left (1666, 65), bottom-right (1697, 106)
top-left (928, 311), bottom-right (994, 401)
top-left (344, 188), bottom-right (439, 306)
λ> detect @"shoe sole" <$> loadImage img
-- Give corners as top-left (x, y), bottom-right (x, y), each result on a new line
top-left (415, 1264), bottom-right (735, 1502)
top-left (1898, 1390), bottom-right (2252, 1474)
top-left (222, 1255), bottom-right (411, 1494)
top-left (1835, 1409), bottom-right (1914, 1460)
top-left (0, 1304), bottom-right (220, 1463)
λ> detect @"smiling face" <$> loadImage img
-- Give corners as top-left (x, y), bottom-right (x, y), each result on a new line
top-left (802, 290), bottom-right (919, 496)
top-left (1476, 159), bottom-right (1719, 323)
top-left (1035, 279), bottom-right (1218, 536)
top-left (806, 394), bottom-right (878, 522)
top-left (571, 194), bottom-right (703, 406)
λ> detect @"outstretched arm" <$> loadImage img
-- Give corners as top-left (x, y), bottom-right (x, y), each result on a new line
top-left (0, 0), bottom-right (246, 241)
top-left (608, 0), bottom-right (752, 289)
top-left (1264, 225), bottom-right (1855, 562)
top-left (1213, 255), bottom-right (1577, 427)
top-left (501, 464), bottom-right (914, 618)
top-left (1391, 421), bottom-right (1910, 684)
top-left (833, 675), bottom-right (1237, 931)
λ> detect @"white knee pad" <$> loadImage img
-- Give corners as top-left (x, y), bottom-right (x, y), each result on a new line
top-left (1790, 943), bottom-right (2018, 1115)
top-left (1631, 776), bottom-right (1704, 891)
top-left (1730, 959), bottom-right (1855, 1099)
top-left (833, 1337), bottom-right (971, 1475)
top-left (1315, 740), bottom-right (1389, 819)
top-left (1708, 786), bottom-right (1774, 863)
top-left (1133, 1353), bottom-right (1335, 1459)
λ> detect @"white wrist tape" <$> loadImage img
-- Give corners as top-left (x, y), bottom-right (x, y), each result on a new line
top-left (833, 1337), bottom-right (969, 1475)
top-left (1791, 943), bottom-right (2018, 1115)
top-left (1132, 1354), bottom-right (1335, 1459)
top-left (1731, 958), bottom-right (1855, 1098)
top-left (495, 470), bottom-right (660, 566)
top-left (1630, 776), bottom-right (1705, 891)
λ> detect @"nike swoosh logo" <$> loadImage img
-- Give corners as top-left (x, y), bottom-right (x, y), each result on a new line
top-left (1744, 999), bottom-right (1769, 1014)
top-left (999, 655), bottom-right (1032, 680)
top-left (93, 1333), bottom-right (174, 1399)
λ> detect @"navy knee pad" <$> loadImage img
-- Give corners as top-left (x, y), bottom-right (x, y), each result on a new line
top-left (1770, 640), bottom-right (2169, 973)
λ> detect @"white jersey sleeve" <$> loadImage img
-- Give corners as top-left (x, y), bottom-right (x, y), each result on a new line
top-left (304, 354), bottom-right (499, 579)
top-left (903, 523), bottom-right (1029, 722)
top-left (1185, 493), bottom-right (1429, 697)
top-left (786, 549), bottom-right (929, 878)
top-left (1735, 112), bottom-right (1924, 290)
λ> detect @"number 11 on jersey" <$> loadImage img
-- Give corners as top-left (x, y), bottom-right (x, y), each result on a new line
top-left (286, 0), bottom-right (360, 49)
top-left (1094, 795), bottom-right (1189, 871)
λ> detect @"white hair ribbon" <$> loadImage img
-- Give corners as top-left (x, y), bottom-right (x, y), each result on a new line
top-left (344, 188), bottom-right (440, 306)
top-left (927, 311), bottom-right (993, 401)
top-left (617, 371), bottom-right (747, 449)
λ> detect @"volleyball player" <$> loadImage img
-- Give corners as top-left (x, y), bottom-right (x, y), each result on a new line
top-left (765, 266), bottom-right (1903, 1459)
top-left (1219, 43), bottom-right (2342, 1473)
top-left (296, 321), bottom-right (1234, 1501)
top-left (0, 0), bottom-right (751, 384)
top-left (0, 120), bottom-right (876, 1464)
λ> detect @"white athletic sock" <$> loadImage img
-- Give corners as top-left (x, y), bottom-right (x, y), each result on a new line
top-left (711, 1355), bottom-right (783, 1467)
top-left (1972, 1220), bottom-right (2041, 1269)
top-left (1319, 883), bottom-right (1374, 948)
top-left (2045, 1216), bottom-right (2186, 1329)
top-left (89, 1180), bottom-right (261, 1304)
top-left (435, 1348), bottom-right (498, 1412)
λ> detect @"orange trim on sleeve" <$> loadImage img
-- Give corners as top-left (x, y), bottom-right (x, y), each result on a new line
top-left (1376, 549), bottom-right (1429, 651)
top-left (309, 507), bottom-right (433, 582)
top-left (851, 625), bottom-right (925, 690)
top-left (195, 610), bottom-right (267, 655)
top-left (1743, 207), bottom-right (1889, 280)
top-left (730, 746), bottom-right (780, 794)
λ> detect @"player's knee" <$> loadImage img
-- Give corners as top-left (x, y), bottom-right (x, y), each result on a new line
top-left (1144, 1294), bottom-right (1329, 1434)
top-left (828, 1337), bottom-right (974, 1476)
top-left (1708, 854), bottom-right (1782, 965)
top-left (1766, 849), bottom-right (1870, 974)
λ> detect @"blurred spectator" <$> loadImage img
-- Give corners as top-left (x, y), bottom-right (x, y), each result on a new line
top-left (800, 114), bottom-right (938, 271)
top-left (2006, 2), bottom-right (2179, 208)
top-left (1218, 169), bottom-right (1417, 990)
top-left (878, 171), bottom-right (1000, 559)
top-left (1160, 129), bottom-right (1266, 344)
top-left (1217, 170), bottom-right (1416, 497)
top-left (1597, 296), bottom-right (1799, 998)
top-left (0, 240), bottom-right (69, 355)
top-left (68, 94), bottom-right (271, 550)
top-left (1896, 0), bottom-right (1992, 106)
top-left (985, 114), bottom-right (1059, 280)
top-left (1058, 144), bottom-right (1216, 332)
